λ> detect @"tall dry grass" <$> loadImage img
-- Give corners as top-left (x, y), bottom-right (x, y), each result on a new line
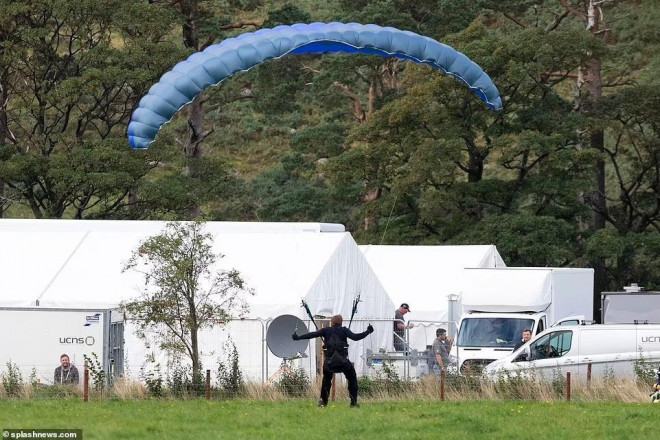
top-left (243, 377), bottom-right (320, 401)
top-left (371, 374), bottom-right (652, 403)
top-left (0, 374), bottom-right (653, 403)
top-left (111, 378), bottom-right (147, 400)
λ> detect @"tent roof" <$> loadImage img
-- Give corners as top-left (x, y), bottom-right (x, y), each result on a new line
top-left (0, 219), bottom-right (344, 233)
top-left (359, 244), bottom-right (506, 321)
top-left (0, 219), bottom-right (355, 315)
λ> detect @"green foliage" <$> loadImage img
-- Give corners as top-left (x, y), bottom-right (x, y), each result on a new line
top-left (167, 361), bottom-right (204, 397)
top-left (263, 3), bottom-right (311, 28)
top-left (122, 221), bottom-right (254, 385)
top-left (290, 122), bottom-right (348, 158)
top-left (140, 364), bottom-right (164, 398)
top-left (586, 230), bottom-right (660, 291)
top-left (445, 371), bottom-right (482, 394)
top-left (360, 362), bottom-right (408, 397)
top-left (491, 370), bottom-right (567, 400)
top-left (450, 214), bottom-right (578, 267)
top-left (2, 0), bottom-right (660, 293)
top-left (0, 0), bottom-right (189, 219)
top-left (0, 399), bottom-right (657, 440)
top-left (493, 370), bottom-right (528, 400)
top-left (276, 361), bottom-right (310, 397)
top-left (551, 369), bottom-right (567, 397)
top-left (634, 350), bottom-right (658, 388)
top-left (603, 365), bottom-right (616, 383)
top-left (1, 361), bottom-right (23, 397)
top-left (28, 368), bottom-right (38, 388)
top-left (83, 353), bottom-right (107, 391)
top-left (217, 340), bottom-right (244, 396)
top-left (4, 400), bottom-right (660, 439)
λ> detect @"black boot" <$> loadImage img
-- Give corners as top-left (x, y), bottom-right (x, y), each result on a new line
top-left (318, 400), bottom-right (327, 407)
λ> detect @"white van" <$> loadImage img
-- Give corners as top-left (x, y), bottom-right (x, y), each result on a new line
top-left (483, 324), bottom-right (660, 381)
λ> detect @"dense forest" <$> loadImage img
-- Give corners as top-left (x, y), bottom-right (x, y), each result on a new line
top-left (1, 0), bottom-right (659, 302)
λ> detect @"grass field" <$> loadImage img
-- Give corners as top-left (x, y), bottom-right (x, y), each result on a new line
top-left (0, 399), bottom-right (656, 439)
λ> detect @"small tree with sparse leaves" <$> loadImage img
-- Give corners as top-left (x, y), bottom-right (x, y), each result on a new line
top-left (122, 221), bottom-right (254, 388)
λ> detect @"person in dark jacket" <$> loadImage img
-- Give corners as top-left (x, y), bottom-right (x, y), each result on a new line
top-left (293, 314), bottom-right (373, 407)
top-left (54, 354), bottom-right (79, 385)
top-left (513, 329), bottom-right (532, 352)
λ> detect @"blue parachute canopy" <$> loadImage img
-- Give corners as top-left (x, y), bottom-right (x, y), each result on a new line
top-left (128, 22), bottom-right (502, 150)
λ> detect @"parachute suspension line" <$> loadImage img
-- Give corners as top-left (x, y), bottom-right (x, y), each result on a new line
top-left (380, 194), bottom-right (398, 245)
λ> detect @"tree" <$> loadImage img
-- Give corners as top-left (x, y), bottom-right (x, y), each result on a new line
top-left (145, 0), bottom-right (265, 219)
top-left (485, 0), bottom-right (660, 309)
top-left (0, 0), bottom-right (191, 219)
top-left (122, 221), bottom-right (254, 388)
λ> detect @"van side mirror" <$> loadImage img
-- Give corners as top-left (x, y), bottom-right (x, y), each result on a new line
top-left (514, 353), bottom-right (528, 362)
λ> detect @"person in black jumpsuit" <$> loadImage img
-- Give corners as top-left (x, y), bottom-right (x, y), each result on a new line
top-left (293, 314), bottom-right (373, 407)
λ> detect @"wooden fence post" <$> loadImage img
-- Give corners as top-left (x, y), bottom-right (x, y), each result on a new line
top-left (83, 360), bottom-right (89, 402)
top-left (566, 372), bottom-right (571, 402)
top-left (441, 369), bottom-right (446, 402)
top-left (587, 363), bottom-right (592, 389)
top-left (331, 374), bottom-right (336, 401)
top-left (206, 369), bottom-right (211, 400)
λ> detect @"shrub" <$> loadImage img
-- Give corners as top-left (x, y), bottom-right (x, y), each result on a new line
top-left (634, 350), bottom-right (658, 387)
top-left (493, 370), bottom-right (532, 399)
top-left (217, 340), bottom-right (244, 396)
top-left (277, 361), bottom-right (309, 397)
top-left (360, 362), bottom-right (410, 397)
top-left (83, 353), bottom-right (106, 391)
top-left (167, 361), bottom-right (203, 397)
top-left (446, 370), bottom-right (481, 394)
top-left (140, 363), bottom-right (164, 398)
top-left (1, 361), bottom-right (23, 397)
top-left (551, 369), bottom-right (567, 397)
top-left (357, 375), bottom-right (375, 397)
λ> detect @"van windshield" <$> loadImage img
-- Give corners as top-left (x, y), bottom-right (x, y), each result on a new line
top-left (458, 318), bottom-right (535, 348)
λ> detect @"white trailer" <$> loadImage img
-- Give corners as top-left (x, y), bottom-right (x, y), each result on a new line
top-left (0, 308), bottom-right (123, 386)
top-left (601, 284), bottom-right (660, 324)
top-left (455, 268), bottom-right (593, 372)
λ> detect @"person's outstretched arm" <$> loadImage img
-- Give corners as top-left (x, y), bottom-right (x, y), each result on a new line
top-left (346, 324), bottom-right (374, 341)
top-left (293, 328), bottom-right (326, 340)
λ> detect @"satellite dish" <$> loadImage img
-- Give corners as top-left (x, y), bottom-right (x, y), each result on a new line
top-left (267, 314), bottom-right (310, 359)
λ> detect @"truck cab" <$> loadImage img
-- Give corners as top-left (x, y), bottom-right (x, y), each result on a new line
top-left (456, 312), bottom-right (586, 373)
top-left (455, 267), bottom-right (594, 373)
top-left (456, 312), bottom-right (546, 373)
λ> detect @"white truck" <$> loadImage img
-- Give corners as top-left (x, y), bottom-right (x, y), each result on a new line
top-left (0, 307), bottom-right (123, 386)
top-left (455, 268), bottom-right (593, 373)
top-left (601, 284), bottom-right (660, 324)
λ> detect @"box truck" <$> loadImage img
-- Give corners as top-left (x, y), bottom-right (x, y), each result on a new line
top-left (483, 323), bottom-right (660, 381)
top-left (0, 308), bottom-right (123, 386)
top-left (455, 268), bottom-right (593, 373)
top-left (601, 284), bottom-right (660, 324)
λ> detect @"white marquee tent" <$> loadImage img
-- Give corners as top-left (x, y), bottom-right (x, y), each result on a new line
top-left (0, 220), bottom-right (393, 382)
top-left (360, 244), bottom-right (506, 352)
